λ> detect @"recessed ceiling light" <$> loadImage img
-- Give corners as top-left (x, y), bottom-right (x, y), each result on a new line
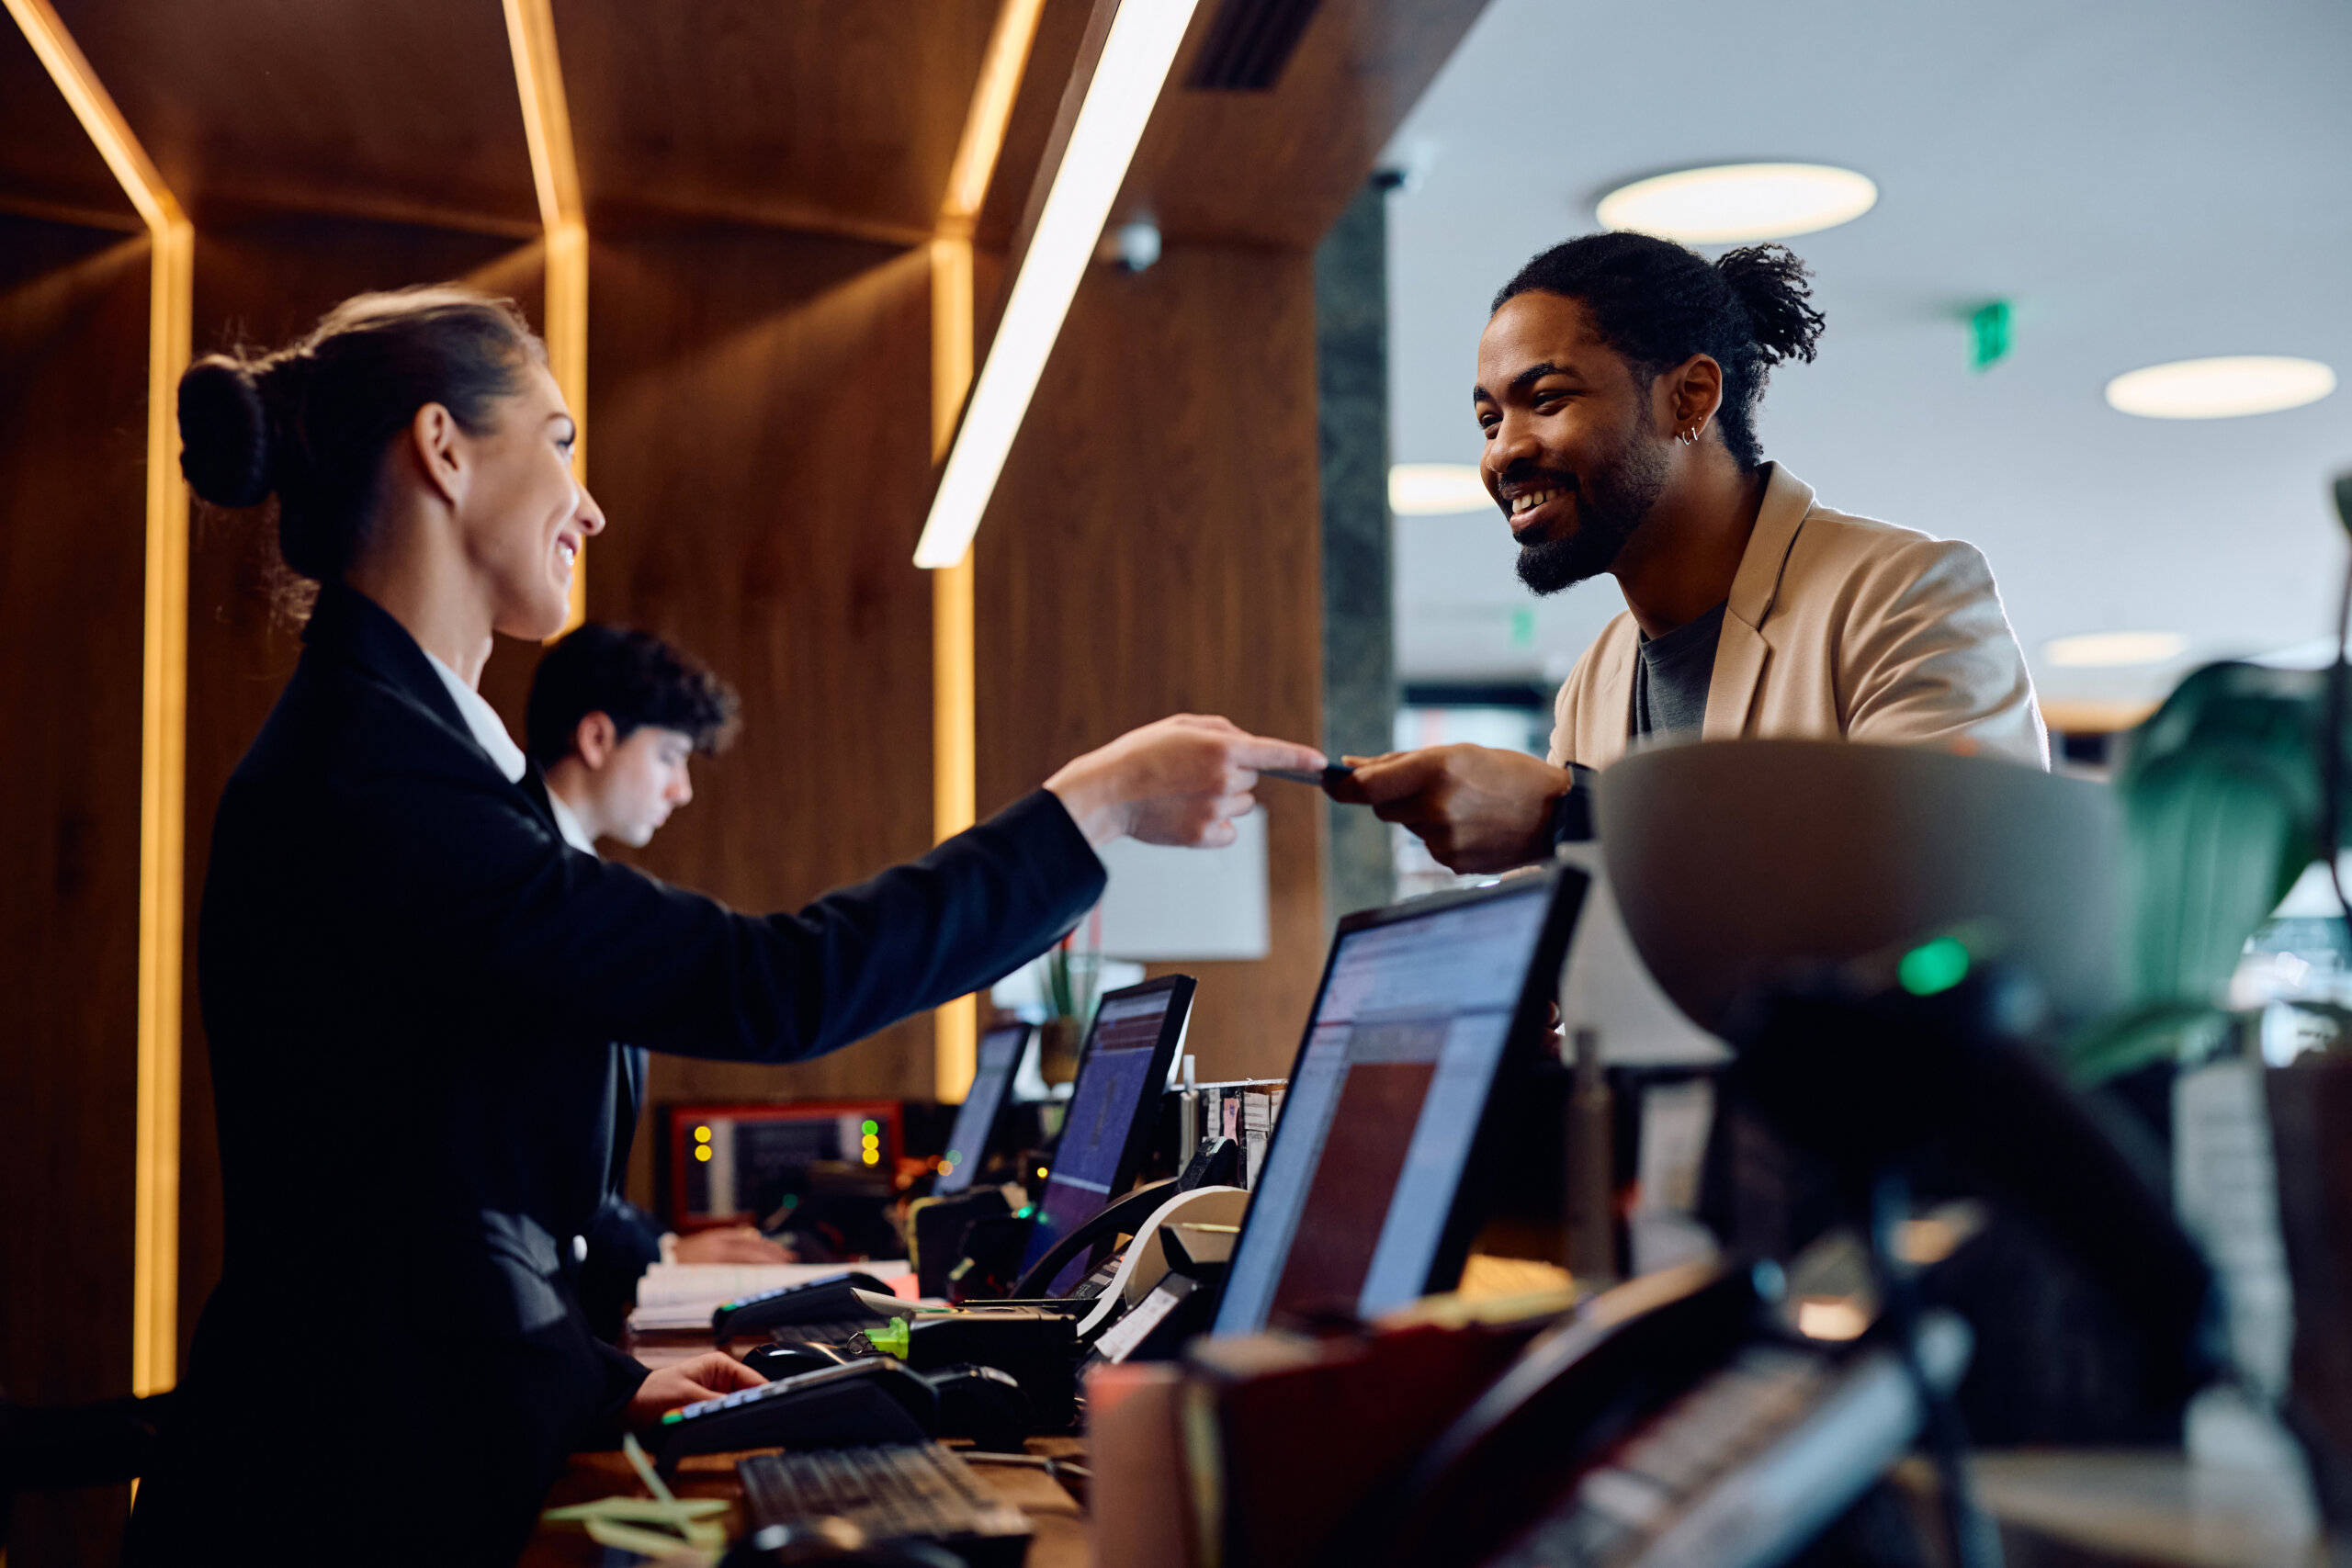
top-left (1390, 464), bottom-right (1492, 516)
top-left (1595, 164), bottom-right (1877, 244)
top-left (2046, 631), bottom-right (2189, 668)
top-left (2104, 356), bottom-right (2336, 420)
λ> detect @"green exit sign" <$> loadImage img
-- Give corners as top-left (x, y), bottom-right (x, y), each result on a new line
top-left (1970, 300), bottom-right (2012, 372)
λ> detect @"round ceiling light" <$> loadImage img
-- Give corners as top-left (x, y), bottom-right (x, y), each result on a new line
top-left (1595, 163), bottom-right (1878, 244)
top-left (2104, 356), bottom-right (2336, 420)
top-left (2045, 631), bottom-right (2189, 669)
top-left (1390, 463), bottom-right (1492, 515)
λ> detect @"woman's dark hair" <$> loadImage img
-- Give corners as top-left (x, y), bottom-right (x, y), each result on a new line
top-left (1491, 232), bottom-right (1826, 469)
top-left (176, 286), bottom-right (547, 583)
top-left (526, 623), bottom-right (741, 768)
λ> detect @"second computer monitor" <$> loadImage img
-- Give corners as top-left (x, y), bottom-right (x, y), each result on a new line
top-left (1211, 867), bottom-right (1586, 1337)
top-left (1019, 975), bottom-right (1195, 1295)
top-left (934, 1023), bottom-right (1029, 1197)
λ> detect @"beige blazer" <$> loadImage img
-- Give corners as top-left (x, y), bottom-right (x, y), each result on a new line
top-left (1547, 464), bottom-right (2048, 771)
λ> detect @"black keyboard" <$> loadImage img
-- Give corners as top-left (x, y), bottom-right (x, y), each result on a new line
top-left (737, 1443), bottom-right (1032, 1567)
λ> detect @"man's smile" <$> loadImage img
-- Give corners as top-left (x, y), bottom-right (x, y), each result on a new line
top-left (1498, 478), bottom-right (1577, 539)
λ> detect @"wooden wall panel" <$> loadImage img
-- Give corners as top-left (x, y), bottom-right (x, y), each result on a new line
top-left (557, 0), bottom-right (1001, 241)
top-left (1119, 0), bottom-right (1489, 250)
top-left (56, 0), bottom-right (537, 233)
top-left (175, 220), bottom-right (545, 1364)
top-left (975, 247), bottom-right (1328, 1082)
top-left (0, 17), bottom-right (138, 230)
top-left (582, 231), bottom-right (943, 1206)
top-left (0, 217), bottom-right (152, 1568)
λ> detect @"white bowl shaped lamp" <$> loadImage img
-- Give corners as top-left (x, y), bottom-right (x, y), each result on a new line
top-left (2105, 356), bottom-right (2335, 420)
top-left (1596, 164), bottom-right (1878, 245)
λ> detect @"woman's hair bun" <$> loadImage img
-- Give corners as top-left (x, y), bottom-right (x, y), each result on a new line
top-left (178, 354), bottom-right (275, 508)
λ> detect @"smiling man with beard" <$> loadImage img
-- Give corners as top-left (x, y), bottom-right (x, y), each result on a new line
top-left (1332, 232), bottom-right (2046, 872)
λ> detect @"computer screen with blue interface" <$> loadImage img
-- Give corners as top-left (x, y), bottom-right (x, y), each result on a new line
top-left (1019, 981), bottom-right (1190, 1294)
top-left (1212, 877), bottom-right (1566, 1336)
top-left (933, 1024), bottom-right (1027, 1197)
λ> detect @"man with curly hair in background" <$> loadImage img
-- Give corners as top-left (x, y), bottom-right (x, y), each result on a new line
top-left (526, 624), bottom-right (795, 1335)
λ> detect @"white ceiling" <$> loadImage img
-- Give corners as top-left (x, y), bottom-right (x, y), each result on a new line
top-left (1384, 0), bottom-right (2352, 724)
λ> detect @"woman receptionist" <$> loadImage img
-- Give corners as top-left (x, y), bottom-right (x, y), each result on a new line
top-left (126, 287), bottom-right (1322, 1566)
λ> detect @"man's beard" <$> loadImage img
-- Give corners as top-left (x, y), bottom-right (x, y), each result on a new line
top-left (1513, 429), bottom-right (1671, 595)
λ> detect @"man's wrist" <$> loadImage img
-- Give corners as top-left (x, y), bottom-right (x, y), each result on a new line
top-left (1546, 764), bottom-right (1599, 847)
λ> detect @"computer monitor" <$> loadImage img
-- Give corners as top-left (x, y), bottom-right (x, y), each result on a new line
top-left (1018, 976), bottom-right (1196, 1294)
top-left (934, 1023), bottom-right (1029, 1197)
top-left (1211, 866), bottom-right (1586, 1336)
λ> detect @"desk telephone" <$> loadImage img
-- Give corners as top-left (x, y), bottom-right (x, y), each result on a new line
top-left (1183, 955), bottom-right (2218, 1568)
top-left (693, 1181), bottom-right (1244, 1461)
top-left (1186, 1259), bottom-right (1967, 1568)
top-left (1364, 1263), bottom-right (1967, 1568)
top-left (656, 1358), bottom-right (1027, 1472)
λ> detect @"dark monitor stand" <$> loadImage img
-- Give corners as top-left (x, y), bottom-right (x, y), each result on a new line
top-left (1016, 976), bottom-right (1195, 1296)
top-left (1211, 866), bottom-right (1585, 1337)
top-left (933, 1023), bottom-right (1029, 1198)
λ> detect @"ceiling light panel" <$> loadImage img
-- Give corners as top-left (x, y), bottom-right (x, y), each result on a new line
top-left (2104, 356), bottom-right (2336, 420)
top-left (2045, 631), bottom-right (2189, 668)
top-left (1596, 163), bottom-right (1877, 245)
top-left (1389, 463), bottom-right (1492, 515)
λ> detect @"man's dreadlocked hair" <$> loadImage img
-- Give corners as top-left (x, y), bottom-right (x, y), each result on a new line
top-left (1493, 231), bottom-right (1826, 468)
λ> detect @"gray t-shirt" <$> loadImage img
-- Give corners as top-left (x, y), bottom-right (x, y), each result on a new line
top-left (1632, 601), bottom-right (1728, 740)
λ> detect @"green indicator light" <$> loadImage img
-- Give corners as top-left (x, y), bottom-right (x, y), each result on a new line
top-left (867, 1318), bottom-right (910, 1358)
top-left (1014, 1205), bottom-right (1035, 1220)
top-left (862, 1119), bottom-right (879, 1136)
top-left (662, 1410), bottom-right (684, 1425)
top-left (944, 1149), bottom-right (961, 1164)
top-left (1898, 935), bottom-right (1972, 996)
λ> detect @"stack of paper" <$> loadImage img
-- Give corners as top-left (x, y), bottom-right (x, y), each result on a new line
top-left (628, 1260), bottom-right (911, 1332)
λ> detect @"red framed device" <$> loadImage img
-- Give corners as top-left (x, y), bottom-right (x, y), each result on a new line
top-left (665, 1100), bottom-right (905, 1230)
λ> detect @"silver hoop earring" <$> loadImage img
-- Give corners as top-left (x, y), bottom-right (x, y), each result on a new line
top-left (1678, 427), bottom-right (1697, 446)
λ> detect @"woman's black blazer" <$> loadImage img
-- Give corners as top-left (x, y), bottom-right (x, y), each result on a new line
top-left (128, 583), bottom-right (1105, 1565)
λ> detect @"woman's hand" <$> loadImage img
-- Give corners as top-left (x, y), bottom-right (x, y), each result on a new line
top-left (628, 1351), bottom-right (766, 1435)
top-left (1045, 715), bottom-right (1326, 848)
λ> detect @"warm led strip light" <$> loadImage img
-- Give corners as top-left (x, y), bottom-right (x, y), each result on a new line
top-left (941, 0), bottom-right (1046, 238)
top-left (929, 0), bottom-right (1046, 1102)
top-left (6, 0), bottom-right (193, 1398)
top-left (912, 0), bottom-right (1202, 569)
top-left (503, 0), bottom-right (591, 635)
